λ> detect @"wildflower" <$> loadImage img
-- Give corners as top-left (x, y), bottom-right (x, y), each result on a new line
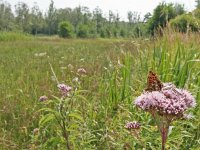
top-left (125, 121), bottom-right (140, 130)
top-left (134, 79), bottom-right (196, 150)
top-left (80, 58), bottom-right (85, 62)
top-left (51, 76), bottom-right (56, 81)
top-left (135, 83), bottom-right (196, 118)
top-left (60, 67), bottom-right (67, 70)
top-left (77, 68), bottom-right (86, 74)
top-left (68, 64), bottom-right (74, 70)
top-left (134, 71), bottom-right (196, 150)
top-left (39, 95), bottom-right (48, 102)
top-left (118, 59), bottom-right (124, 68)
top-left (72, 77), bottom-right (79, 83)
top-left (33, 128), bottom-right (39, 135)
top-left (125, 121), bottom-right (143, 145)
top-left (183, 113), bottom-right (194, 120)
top-left (34, 52), bottom-right (47, 57)
top-left (57, 83), bottom-right (72, 96)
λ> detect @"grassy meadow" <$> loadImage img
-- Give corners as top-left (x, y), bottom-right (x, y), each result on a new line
top-left (0, 32), bottom-right (200, 149)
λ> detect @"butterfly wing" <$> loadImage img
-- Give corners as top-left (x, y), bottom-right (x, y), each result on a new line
top-left (145, 71), bottom-right (163, 92)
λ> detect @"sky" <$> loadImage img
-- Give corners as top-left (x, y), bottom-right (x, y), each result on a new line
top-left (5, 0), bottom-right (196, 20)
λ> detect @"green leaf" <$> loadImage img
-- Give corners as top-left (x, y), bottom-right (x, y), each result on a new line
top-left (68, 113), bottom-right (84, 122)
top-left (38, 108), bottom-right (56, 114)
top-left (44, 136), bottom-right (64, 147)
top-left (75, 90), bottom-right (89, 94)
top-left (39, 114), bottom-right (55, 127)
top-left (75, 95), bottom-right (87, 102)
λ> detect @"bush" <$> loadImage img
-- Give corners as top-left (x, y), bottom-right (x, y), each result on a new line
top-left (194, 8), bottom-right (200, 18)
top-left (77, 24), bottom-right (89, 38)
top-left (58, 21), bottom-right (74, 38)
top-left (120, 29), bottom-right (126, 37)
top-left (170, 14), bottom-right (200, 32)
top-left (100, 29), bottom-right (106, 38)
top-left (112, 28), bottom-right (118, 38)
top-left (147, 2), bottom-right (184, 35)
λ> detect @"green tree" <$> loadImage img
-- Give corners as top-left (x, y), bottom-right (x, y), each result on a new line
top-left (30, 2), bottom-right (44, 35)
top-left (93, 7), bottom-right (105, 34)
top-left (127, 11), bottom-right (140, 25)
top-left (108, 10), bottom-right (114, 24)
top-left (120, 28), bottom-right (126, 37)
top-left (81, 7), bottom-right (91, 25)
top-left (58, 21), bottom-right (74, 38)
top-left (143, 12), bottom-right (151, 23)
top-left (71, 6), bottom-right (83, 33)
top-left (193, 0), bottom-right (200, 20)
top-left (56, 7), bottom-right (72, 23)
top-left (77, 24), bottom-right (89, 38)
top-left (195, 0), bottom-right (200, 9)
top-left (147, 2), bottom-right (182, 35)
top-left (170, 13), bottom-right (200, 32)
top-left (15, 2), bottom-right (31, 32)
top-left (174, 3), bottom-right (185, 15)
top-left (194, 8), bottom-right (200, 19)
top-left (46, 0), bottom-right (57, 35)
top-left (0, 0), bottom-right (14, 31)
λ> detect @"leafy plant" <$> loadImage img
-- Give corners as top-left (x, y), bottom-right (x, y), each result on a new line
top-left (58, 21), bottom-right (74, 38)
top-left (36, 65), bottom-right (86, 149)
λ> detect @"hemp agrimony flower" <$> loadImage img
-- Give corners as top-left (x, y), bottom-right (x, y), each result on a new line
top-left (134, 71), bottom-right (196, 150)
top-left (57, 84), bottom-right (72, 96)
top-left (77, 68), bottom-right (86, 75)
top-left (39, 95), bottom-right (48, 102)
top-left (125, 121), bottom-right (141, 130)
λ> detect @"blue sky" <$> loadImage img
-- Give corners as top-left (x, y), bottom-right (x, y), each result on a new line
top-left (6, 0), bottom-right (196, 20)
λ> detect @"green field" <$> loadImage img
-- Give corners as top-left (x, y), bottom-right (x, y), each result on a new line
top-left (0, 32), bottom-right (200, 149)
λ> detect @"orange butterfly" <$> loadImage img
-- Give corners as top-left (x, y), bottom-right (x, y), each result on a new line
top-left (145, 71), bottom-right (163, 92)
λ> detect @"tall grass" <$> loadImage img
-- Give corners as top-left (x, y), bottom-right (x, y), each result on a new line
top-left (0, 32), bottom-right (199, 149)
top-left (0, 31), bottom-right (33, 41)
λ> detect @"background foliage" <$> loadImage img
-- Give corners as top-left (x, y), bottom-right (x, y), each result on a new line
top-left (0, 0), bottom-right (199, 38)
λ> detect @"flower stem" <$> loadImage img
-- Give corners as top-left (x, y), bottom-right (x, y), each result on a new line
top-left (154, 114), bottom-right (170, 150)
top-left (161, 127), bottom-right (167, 150)
top-left (160, 122), bottom-right (169, 150)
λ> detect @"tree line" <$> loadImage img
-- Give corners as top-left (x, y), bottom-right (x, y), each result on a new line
top-left (0, 0), bottom-right (200, 38)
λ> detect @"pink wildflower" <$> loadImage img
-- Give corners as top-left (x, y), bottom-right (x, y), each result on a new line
top-left (57, 84), bottom-right (72, 96)
top-left (134, 74), bottom-right (196, 150)
top-left (39, 95), bottom-right (48, 102)
top-left (125, 121), bottom-right (140, 130)
top-left (77, 68), bottom-right (86, 74)
top-left (134, 83), bottom-right (196, 118)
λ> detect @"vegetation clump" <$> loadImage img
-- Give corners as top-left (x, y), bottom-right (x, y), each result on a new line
top-left (170, 14), bottom-right (200, 32)
top-left (58, 21), bottom-right (74, 38)
top-left (0, 0), bottom-right (199, 38)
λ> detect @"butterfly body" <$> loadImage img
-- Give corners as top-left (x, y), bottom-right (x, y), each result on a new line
top-left (145, 71), bottom-right (163, 92)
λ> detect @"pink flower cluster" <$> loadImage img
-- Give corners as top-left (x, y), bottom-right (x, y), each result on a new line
top-left (135, 83), bottom-right (196, 116)
top-left (39, 95), bottom-right (48, 102)
top-left (77, 68), bottom-right (86, 74)
top-left (125, 121), bottom-right (141, 130)
top-left (57, 84), bottom-right (72, 96)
